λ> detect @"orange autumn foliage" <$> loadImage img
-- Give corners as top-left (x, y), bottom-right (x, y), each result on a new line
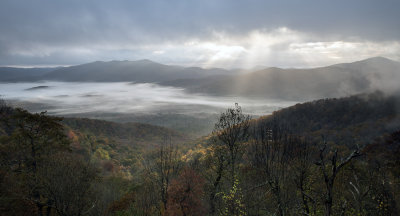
top-left (165, 167), bottom-right (206, 216)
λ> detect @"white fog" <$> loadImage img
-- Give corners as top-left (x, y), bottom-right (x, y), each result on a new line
top-left (0, 82), bottom-right (298, 116)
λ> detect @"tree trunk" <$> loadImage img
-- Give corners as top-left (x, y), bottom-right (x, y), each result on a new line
top-left (209, 163), bottom-right (223, 215)
top-left (325, 184), bottom-right (333, 216)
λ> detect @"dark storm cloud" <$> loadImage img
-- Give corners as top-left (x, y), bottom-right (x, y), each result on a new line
top-left (0, 0), bottom-right (399, 66)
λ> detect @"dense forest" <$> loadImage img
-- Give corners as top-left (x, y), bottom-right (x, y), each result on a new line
top-left (1, 92), bottom-right (399, 216)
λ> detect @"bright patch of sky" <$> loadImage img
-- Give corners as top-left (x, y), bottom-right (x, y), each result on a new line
top-left (0, 0), bottom-right (399, 68)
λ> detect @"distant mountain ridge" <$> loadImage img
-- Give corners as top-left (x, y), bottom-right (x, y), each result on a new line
top-left (0, 59), bottom-right (232, 82)
top-left (163, 57), bottom-right (400, 100)
top-left (0, 67), bottom-right (56, 82)
top-left (1, 57), bottom-right (400, 101)
top-left (36, 59), bottom-right (231, 82)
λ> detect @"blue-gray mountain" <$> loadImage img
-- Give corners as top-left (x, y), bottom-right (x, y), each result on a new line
top-left (162, 57), bottom-right (400, 100)
top-left (1, 57), bottom-right (399, 100)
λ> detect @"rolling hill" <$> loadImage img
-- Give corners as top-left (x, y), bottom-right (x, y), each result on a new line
top-left (0, 105), bottom-right (190, 164)
top-left (39, 59), bottom-right (231, 82)
top-left (0, 60), bottom-right (231, 83)
top-left (0, 67), bottom-right (56, 82)
top-left (62, 117), bottom-right (189, 149)
top-left (163, 57), bottom-right (400, 100)
top-left (254, 91), bottom-right (400, 148)
top-left (60, 117), bottom-right (191, 168)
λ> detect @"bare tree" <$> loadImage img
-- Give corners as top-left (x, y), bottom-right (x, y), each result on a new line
top-left (248, 118), bottom-right (294, 216)
top-left (347, 172), bottom-right (371, 214)
top-left (292, 138), bottom-right (317, 215)
top-left (315, 142), bottom-right (361, 216)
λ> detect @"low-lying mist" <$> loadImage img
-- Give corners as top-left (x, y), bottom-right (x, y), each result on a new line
top-left (0, 82), bottom-right (297, 116)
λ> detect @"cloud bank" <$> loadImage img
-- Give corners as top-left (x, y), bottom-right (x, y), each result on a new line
top-left (0, 0), bottom-right (399, 68)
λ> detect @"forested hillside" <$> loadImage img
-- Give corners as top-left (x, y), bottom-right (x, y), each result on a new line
top-left (63, 117), bottom-right (187, 148)
top-left (0, 103), bottom-right (191, 215)
top-left (258, 91), bottom-right (400, 147)
top-left (1, 94), bottom-right (399, 215)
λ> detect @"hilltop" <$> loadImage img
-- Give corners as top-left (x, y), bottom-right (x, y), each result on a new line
top-left (164, 57), bottom-right (400, 100)
top-left (253, 91), bottom-right (400, 148)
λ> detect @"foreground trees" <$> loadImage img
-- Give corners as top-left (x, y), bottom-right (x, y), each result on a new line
top-left (0, 107), bottom-right (99, 215)
top-left (1, 102), bottom-right (399, 215)
top-left (247, 119), bottom-right (296, 216)
top-left (208, 103), bottom-right (251, 215)
top-left (100, 104), bottom-right (400, 215)
top-left (212, 103), bottom-right (251, 187)
top-left (1, 108), bottom-right (70, 215)
top-left (166, 167), bottom-right (205, 216)
top-left (316, 143), bottom-right (361, 216)
top-left (154, 138), bottom-right (181, 213)
top-left (38, 153), bottom-right (99, 216)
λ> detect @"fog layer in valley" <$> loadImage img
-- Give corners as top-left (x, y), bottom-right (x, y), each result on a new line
top-left (0, 82), bottom-right (297, 116)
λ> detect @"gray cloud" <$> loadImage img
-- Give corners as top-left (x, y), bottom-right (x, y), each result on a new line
top-left (0, 0), bottom-right (399, 66)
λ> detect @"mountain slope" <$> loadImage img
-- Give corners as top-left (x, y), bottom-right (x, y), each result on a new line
top-left (255, 91), bottom-right (400, 148)
top-left (0, 106), bottom-right (190, 173)
top-left (0, 67), bottom-right (56, 81)
top-left (39, 59), bottom-right (230, 82)
top-left (0, 105), bottom-right (189, 149)
top-left (62, 117), bottom-right (188, 148)
top-left (164, 57), bottom-right (400, 100)
top-left (61, 117), bottom-right (191, 174)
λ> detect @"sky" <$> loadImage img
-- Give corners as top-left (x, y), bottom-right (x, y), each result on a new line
top-left (0, 0), bottom-right (399, 68)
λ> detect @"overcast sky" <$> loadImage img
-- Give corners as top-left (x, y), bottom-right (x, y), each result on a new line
top-left (1, 0), bottom-right (399, 68)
